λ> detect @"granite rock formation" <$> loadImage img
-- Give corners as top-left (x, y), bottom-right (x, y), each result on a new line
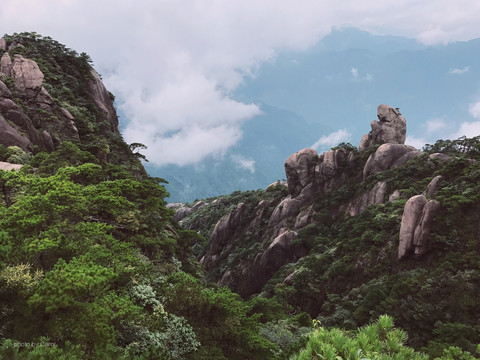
top-left (179, 104), bottom-right (453, 296)
top-left (359, 104), bottom-right (407, 151)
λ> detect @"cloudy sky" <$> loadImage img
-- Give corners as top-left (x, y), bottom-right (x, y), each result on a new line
top-left (2, 0), bottom-right (480, 165)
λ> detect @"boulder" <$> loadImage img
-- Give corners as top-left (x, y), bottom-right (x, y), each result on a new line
top-left (0, 161), bottom-right (23, 171)
top-left (429, 153), bottom-right (451, 162)
top-left (0, 114), bottom-right (33, 151)
top-left (166, 202), bottom-right (183, 210)
top-left (398, 194), bottom-right (440, 259)
top-left (294, 205), bottom-right (315, 229)
top-left (0, 38), bottom-right (6, 51)
top-left (268, 183), bottom-right (314, 229)
top-left (8, 43), bottom-right (24, 51)
top-left (412, 200), bottom-right (440, 256)
top-left (359, 104), bottom-right (406, 151)
top-left (0, 80), bottom-right (12, 98)
top-left (425, 175), bottom-right (443, 197)
top-left (0, 98), bottom-right (42, 147)
top-left (347, 180), bottom-right (388, 216)
top-left (283, 271), bottom-right (296, 285)
top-left (191, 201), bottom-right (208, 211)
top-left (392, 150), bottom-right (422, 168)
top-left (0, 52), bottom-right (12, 77)
top-left (285, 148), bottom-right (318, 197)
top-left (398, 195), bottom-right (427, 259)
top-left (267, 180), bottom-right (287, 190)
top-left (315, 148), bottom-right (350, 194)
top-left (88, 70), bottom-right (118, 129)
top-left (363, 143), bottom-right (416, 180)
top-left (36, 87), bottom-right (54, 105)
top-left (173, 207), bottom-right (192, 222)
top-left (11, 55), bottom-right (44, 98)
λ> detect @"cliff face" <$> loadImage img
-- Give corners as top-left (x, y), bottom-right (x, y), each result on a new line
top-left (0, 33), bottom-right (135, 168)
top-left (180, 104), bottom-right (457, 298)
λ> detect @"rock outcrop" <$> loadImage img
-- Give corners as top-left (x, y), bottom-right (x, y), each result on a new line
top-left (269, 147), bottom-right (352, 231)
top-left (0, 50), bottom-right (97, 152)
top-left (225, 230), bottom-right (300, 297)
top-left (268, 149), bottom-right (317, 232)
top-left (0, 96), bottom-right (42, 146)
top-left (0, 161), bottom-right (23, 171)
top-left (191, 104), bottom-right (451, 297)
top-left (10, 54), bottom-right (45, 98)
top-left (0, 53), bottom-right (50, 100)
top-left (347, 181), bottom-right (388, 216)
top-left (88, 70), bottom-right (118, 129)
top-left (0, 38), bottom-right (6, 51)
top-left (429, 153), bottom-right (451, 162)
top-left (315, 148), bottom-right (352, 194)
top-left (268, 183), bottom-right (314, 230)
top-left (201, 203), bottom-right (247, 269)
top-left (398, 195), bottom-right (427, 258)
top-left (170, 200), bottom-right (209, 222)
top-left (0, 53), bottom-right (12, 77)
top-left (359, 104), bottom-right (407, 151)
top-left (0, 80), bottom-right (11, 98)
top-left (398, 174), bottom-right (444, 259)
top-left (0, 114), bottom-right (33, 151)
top-left (284, 148), bottom-right (317, 197)
top-left (425, 175), bottom-right (443, 197)
top-left (363, 143), bottom-right (417, 180)
top-left (398, 195), bottom-right (440, 259)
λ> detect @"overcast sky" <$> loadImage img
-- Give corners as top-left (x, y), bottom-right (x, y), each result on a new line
top-left (2, 0), bottom-right (480, 165)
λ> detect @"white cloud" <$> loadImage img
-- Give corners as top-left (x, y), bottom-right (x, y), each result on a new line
top-left (426, 118), bottom-right (447, 133)
top-left (451, 122), bottom-right (480, 139)
top-left (449, 66), bottom-right (470, 75)
top-left (2, 0), bottom-right (480, 165)
top-left (447, 101), bottom-right (480, 139)
top-left (351, 67), bottom-right (359, 78)
top-left (311, 129), bottom-right (351, 150)
top-left (469, 101), bottom-right (480, 119)
top-left (405, 136), bottom-right (428, 150)
top-left (231, 155), bottom-right (255, 173)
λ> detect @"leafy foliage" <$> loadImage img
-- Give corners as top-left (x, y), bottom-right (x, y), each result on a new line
top-left (2, 32), bottom-right (480, 360)
top-left (291, 315), bottom-right (430, 360)
top-left (183, 136), bottom-right (480, 358)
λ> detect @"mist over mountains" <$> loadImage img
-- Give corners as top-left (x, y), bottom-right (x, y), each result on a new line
top-left (146, 27), bottom-right (480, 203)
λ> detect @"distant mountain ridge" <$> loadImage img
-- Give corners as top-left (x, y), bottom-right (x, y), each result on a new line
top-left (150, 27), bottom-right (480, 203)
top-left (148, 103), bottom-right (329, 202)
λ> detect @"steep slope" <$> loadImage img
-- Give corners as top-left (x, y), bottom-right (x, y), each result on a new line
top-left (0, 33), bottom-right (291, 360)
top-left (0, 32), bottom-right (141, 171)
top-left (180, 104), bottom-right (480, 356)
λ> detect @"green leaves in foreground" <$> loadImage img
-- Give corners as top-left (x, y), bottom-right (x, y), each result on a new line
top-left (290, 315), bottom-right (479, 360)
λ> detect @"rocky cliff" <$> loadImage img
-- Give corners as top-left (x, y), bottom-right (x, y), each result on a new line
top-left (179, 104), bottom-right (460, 298)
top-left (0, 33), bottom-right (136, 169)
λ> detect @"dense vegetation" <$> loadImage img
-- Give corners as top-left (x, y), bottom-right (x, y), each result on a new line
top-left (0, 33), bottom-right (288, 359)
top-left (181, 137), bottom-right (480, 359)
top-left (1, 33), bottom-right (480, 359)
